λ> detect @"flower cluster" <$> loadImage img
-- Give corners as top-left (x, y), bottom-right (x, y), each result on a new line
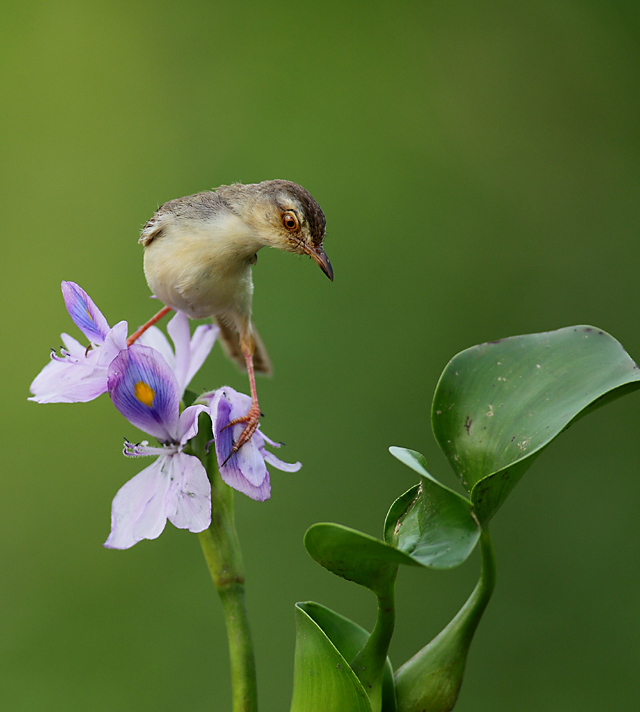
top-left (30, 282), bottom-right (301, 549)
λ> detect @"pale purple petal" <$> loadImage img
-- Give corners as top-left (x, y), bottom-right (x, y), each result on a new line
top-left (167, 312), bottom-right (218, 394)
top-left (176, 403), bottom-right (207, 446)
top-left (167, 311), bottom-right (192, 393)
top-left (254, 431), bottom-right (301, 471)
top-left (138, 326), bottom-right (175, 372)
top-left (104, 458), bottom-right (172, 549)
top-left (165, 453), bottom-right (212, 531)
top-left (108, 345), bottom-right (180, 441)
top-left (29, 359), bottom-right (107, 403)
top-left (261, 447), bottom-right (302, 473)
top-left (210, 387), bottom-right (271, 501)
top-left (30, 317), bottom-right (129, 404)
top-left (29, 344), bottom-right (107, 403)
top-left (183, 323), bottom-right (218, 390)
top-left (61, 281), bottom-right (110, 344)
top-left (138, 312), bottom-right (217, 396)
top-left (59, 332), bottom-right (87, 358)
top-left (96, 321), bottom-right (128, 367)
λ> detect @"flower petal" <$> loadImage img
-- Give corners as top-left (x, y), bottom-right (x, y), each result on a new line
top-left (167, 312), bottom-right (219, 395)
top-left (108, 345), bottom-right (180, 441)
top-left (165, 453), bottom-right (212, 531)
top-left (261, 446), bottom-right (302, 473)
top-left (210, 388), bottom-right (271, 501)
top-left (138, 326), bottom-right (175, 372)
top-left (176, 403), bottom-right (207, 446)
top-left (253, 430), bottom-right (302, 472)
top-left (183, 323), bottom-right (219, 391)
top-left (167, 311), bottom-right (192, 394)
top-left (29, 343), bottom-right (107, 403)
top-left (96, 321), bottom-right (128, 367)
top-left (61, 281), bottom-right (110, 344)
top-left (30, 317), bottom-right (129, 404)
top-left (104, 457), bottom-right (172, 549)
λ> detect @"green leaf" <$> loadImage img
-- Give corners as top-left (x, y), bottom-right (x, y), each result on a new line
top-left (386, 448), bottom-right (481, 568)
top-left (432, 325), bottom-right (640, 523)
top-left (304, 523), bottom-right (417, 596)
top-left (304, 527), bottom-right (404, 711)
top-left (290, 602), bottom-right (398, 712)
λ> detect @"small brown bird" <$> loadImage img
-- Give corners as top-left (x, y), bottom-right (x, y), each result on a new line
top-left (136, 179), bottom-right (332, 457)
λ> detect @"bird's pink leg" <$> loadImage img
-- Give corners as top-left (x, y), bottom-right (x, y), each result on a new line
top-left (223, 350), bottom-right (262, 463)
top-left (127, 306), bottom-right (173, 347)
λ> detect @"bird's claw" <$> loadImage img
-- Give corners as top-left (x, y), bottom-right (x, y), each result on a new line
top-left (222, 403), bottom-right (262, 465)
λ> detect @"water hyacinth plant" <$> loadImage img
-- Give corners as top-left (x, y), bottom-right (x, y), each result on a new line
top-left (30, 283), bottom-right (640, 711)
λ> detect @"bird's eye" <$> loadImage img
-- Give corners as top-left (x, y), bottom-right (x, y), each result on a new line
top-left (282, 211), bottom-right (300, 232)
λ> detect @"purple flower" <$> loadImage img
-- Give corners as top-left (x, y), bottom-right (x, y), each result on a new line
top-left (30, 284), bottom-right (218, 406)
top-left (29, 282), bottom-right (128, 403)
top-left (105, 345), bottom-right (211, 549)
top-left (138, 310), bottom-right (218, 396)
top-left (208, 387), bottom-right (301, 502)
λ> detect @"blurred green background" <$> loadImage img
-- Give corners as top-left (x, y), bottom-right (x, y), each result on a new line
top-left (3, 1), bottom-right (640, 709)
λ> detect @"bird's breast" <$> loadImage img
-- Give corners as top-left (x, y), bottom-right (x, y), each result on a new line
top-left (143, 212), bottom-right (259, 320)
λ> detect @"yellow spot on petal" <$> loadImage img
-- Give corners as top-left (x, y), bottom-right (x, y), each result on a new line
top-left (85, 307), bottom-right (95, 322)
top-left (135, 381), bottom-right (155, 407)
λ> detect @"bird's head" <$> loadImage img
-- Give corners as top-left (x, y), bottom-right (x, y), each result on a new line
top-left (225, 180), bottom-right (333, 281)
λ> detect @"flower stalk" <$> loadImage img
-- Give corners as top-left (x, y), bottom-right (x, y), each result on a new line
top-left (192, 414), bottom-right (258, 712)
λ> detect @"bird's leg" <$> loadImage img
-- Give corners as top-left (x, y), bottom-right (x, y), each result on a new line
top-left (127, 305), bottom-right (173, 347)
top-left (223, 335), bottom-right (262, 462)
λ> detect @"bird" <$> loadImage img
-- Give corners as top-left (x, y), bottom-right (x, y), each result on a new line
top-left (135, 179), bottom-right (332, 459)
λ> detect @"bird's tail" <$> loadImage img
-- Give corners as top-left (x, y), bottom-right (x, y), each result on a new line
top-left (215, 317), bottom-right (272, 376)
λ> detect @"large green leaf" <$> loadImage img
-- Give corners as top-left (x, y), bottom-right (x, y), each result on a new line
top-left (432, 325), bottom-right (640, 523)
top-left (290, 602), bottom-right (397, 712)
top-left (385, 448), bottom-right (480, 568)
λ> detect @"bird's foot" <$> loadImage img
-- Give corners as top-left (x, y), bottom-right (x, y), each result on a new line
top-left (222, 402), bottom-right (262, 464)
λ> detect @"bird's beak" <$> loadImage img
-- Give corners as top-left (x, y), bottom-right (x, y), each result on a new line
top-left (305, 243), bottom-right (334, 281)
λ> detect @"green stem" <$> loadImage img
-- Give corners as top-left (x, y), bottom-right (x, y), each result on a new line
top-left (192, 414), bottom-right (258, 712)
top-left (350, 567), bottom-right (397, 712)
top-left (394, 529), bottom-right (496, 712)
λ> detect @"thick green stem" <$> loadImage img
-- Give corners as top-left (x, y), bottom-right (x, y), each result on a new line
top-left (394, 529), bottom-right (496, 712)
top-left (350, 567), bottom-right (398, 712)
top-left (192, 413), bottom-right (258, 712)
top-left (199, 522), bottom-right (257, 712)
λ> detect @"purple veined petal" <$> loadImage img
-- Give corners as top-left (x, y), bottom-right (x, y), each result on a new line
top-left (104, 457), bottom-right (172, 549)
top-left (232, 437), bottom-right (270, 490)
top-left (219, 387), bottom-right (252, 420)
top-left (108, 345), bottom-right (180, 441)
top-left (61, 281), bottom-right (110, 344)
top-left (211, 388), bottom-right (271, 501)
top-left (165, 452), bottom-right (212, 532)
top-left (138, 326), bottom-right (175, 372)
top-left (183, 323), bottom-right (219, 391)
top-left (222, 444), bottom-right (271, 501)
